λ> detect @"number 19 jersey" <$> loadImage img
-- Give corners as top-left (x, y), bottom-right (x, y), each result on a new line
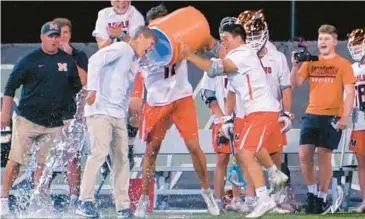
top-left (139, 59), bottom-right (193, 106)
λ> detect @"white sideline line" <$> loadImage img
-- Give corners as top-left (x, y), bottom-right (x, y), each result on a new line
top-left (154, 209), bottom-right (208, 214)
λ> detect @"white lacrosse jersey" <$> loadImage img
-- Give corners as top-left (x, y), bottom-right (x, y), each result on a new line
top-left (85, 42), bottom-right (140, 119)
top-left (201, 74), bottom-right (245, 124)
top-left (266, 41), bottom-right (277, 51)
top-left (139, 59), bottom-right (193, 106)
top-left (352, 62), bottom-right (365, 131)
top-left (259, 49), bottom-right (291, 109)
top-left (92, 6), bottom-right (145, 40)
top-left (227, 82), bottom-right (245, 119)
top-left (225, 45), bottom-right (281, 115)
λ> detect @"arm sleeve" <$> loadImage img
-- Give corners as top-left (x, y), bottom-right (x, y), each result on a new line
top-left (278, 53), bottom-right (291, 88)
top-left (4, 56), bottom-right (27, 97)
top-left (342, 60), bottom-right (356, 85)
top-left (69, 61), bottom-right (82, 94)
top-left (298, 62), bottom-right (310, 80)
top-left (76, 51), bottom-right (89, 72)
top-left (87, 44), bottom-right (125, 90)
top-left (225, 49), bottom-right (251, 75)
top-left (92, 10), bottom-right (110, 39)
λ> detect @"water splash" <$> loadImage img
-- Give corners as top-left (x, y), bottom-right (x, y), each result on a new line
top-left (27, 90), bottom-right (87, 213)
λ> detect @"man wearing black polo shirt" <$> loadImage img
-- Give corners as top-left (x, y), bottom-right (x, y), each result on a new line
top-left (0, 21), bottom-right (82, 216)
top-left (52, 17), bottom-right (88, 208)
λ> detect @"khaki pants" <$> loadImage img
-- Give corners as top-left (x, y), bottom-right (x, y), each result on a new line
top-left (79, 115), bottom-right (130, 211)
top-left (8, 115), bottom-right (62, 165)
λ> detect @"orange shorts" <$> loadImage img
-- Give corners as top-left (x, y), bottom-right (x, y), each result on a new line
top-left (131, 72), bottom-right (144, 99)
top-left (140, 96), bottom-right (199, 142)
top-left (212, 123), bottom-right (231, 154)
top-left (233, 117), bottom-right (245, 148)
top-left (236, 112), bottom-right (284, 152)
top-left (349, 130), bottom-right (365, 155)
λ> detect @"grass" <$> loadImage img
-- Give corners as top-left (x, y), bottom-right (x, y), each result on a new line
top-left (4, 207), bottom-right (365, 219)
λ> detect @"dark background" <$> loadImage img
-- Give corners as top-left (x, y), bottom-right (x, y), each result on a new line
top-left (1, 1), bottom-right (365, 44)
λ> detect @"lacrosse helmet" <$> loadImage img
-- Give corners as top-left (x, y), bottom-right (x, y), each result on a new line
top-left (347, 28), bottom-right (365, 62)
top-left (219, 17), bottom-right (238, 40)
top-left (237, 9), bottom-right (269, 52)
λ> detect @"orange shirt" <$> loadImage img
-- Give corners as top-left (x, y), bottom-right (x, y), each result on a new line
top-left (299, 54), bottom-right (356, 116)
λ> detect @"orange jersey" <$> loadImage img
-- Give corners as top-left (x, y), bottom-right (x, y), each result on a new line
top-left (131, 72), bottom-right (144, 99)
top-left (299, 55), bottom-right (356, 116)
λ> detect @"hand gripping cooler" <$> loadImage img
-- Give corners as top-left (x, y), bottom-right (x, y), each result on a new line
top-left (147, 6), bottom-right (211, 66)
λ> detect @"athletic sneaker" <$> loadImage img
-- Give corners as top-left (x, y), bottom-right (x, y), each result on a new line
top-left (239, 200), bottom-right (257, 214)
top-left (0, 197), bottom-right (9, 216)
top-left (354, 201), bottom-right (365, 213)
top-left (305, 193), bottom-right (316, 214)
top-left (117, 208), bottom-right (133, 218)
top-left (76, 201), bottom-right (98, 218)
top-left (314, 197), bottom-right (331, 215)
top-left (201, 191), bottom-right (220, 216)
top-left (245, 198), bottom-right (276, 218)
top-left (134, 195), bottom-right (150, 218)
top-left (225, 199), bottom-right (242, 211)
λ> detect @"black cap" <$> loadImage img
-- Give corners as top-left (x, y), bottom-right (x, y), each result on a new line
top-left (41, 21), bottom-right (60, 36)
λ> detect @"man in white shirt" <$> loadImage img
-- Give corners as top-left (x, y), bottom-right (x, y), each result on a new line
top-left (185, 23), bottom-right (289, 218)
top-left (93, 0), bottom-right (145, 170)
top-left (76, 26), bottom-right (156, 218)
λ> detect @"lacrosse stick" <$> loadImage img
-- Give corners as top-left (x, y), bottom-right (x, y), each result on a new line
top-left (227, 131), bottom-right (246, 188)
top-left (94, 155), bottom-right (112, 199)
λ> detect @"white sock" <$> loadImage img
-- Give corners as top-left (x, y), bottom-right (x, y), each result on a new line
top-left (255, 187), bottom-right (270, 201)
top-left (245, 196), bottom-right (255, 204)
top-left (318, 191), bottom-right (327, 202)
top-left (267, 165), bottom-right (278, 176)
top-left (307, 184), bottom-right (318, 195)
top-left (202, 188), bottom-right (210, 194)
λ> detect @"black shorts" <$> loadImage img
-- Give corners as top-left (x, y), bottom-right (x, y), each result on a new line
top-left (299, 113), bottom-right (343, 150)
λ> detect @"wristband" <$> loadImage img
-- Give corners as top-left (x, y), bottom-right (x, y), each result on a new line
top-left (117, 31), bottom-right (126, 41)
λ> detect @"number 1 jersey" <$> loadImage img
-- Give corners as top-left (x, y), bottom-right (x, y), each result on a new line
top-left (139, 59), bottom-right (193, 106)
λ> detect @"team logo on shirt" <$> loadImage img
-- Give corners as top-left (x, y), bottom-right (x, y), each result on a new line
top-left (57, 63), bottom-right (68, 72)
top-left (350, 139), bottom-right (357, 147)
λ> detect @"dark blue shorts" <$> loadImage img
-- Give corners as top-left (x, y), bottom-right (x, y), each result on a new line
top-left (299, 113), bottom-right (343, 150)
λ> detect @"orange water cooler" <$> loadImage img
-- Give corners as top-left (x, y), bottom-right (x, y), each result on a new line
top-left (147, 6), bottom-right (211, 66)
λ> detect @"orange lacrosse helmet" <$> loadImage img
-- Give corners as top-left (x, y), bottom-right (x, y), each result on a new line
top-left (237, 9), bottom-right (269, 52)
top-left (347, 28), bottom-right (365, 62)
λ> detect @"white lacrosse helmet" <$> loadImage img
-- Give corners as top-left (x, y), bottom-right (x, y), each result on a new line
top-left (237, 9), bottom-right (269, 52)
top-left (347, 28), bottom-right (365, 62)
top-left (219, 17), bottom-right (238, 40)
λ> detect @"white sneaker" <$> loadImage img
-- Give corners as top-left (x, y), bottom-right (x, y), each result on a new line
top-left (268, 170), bottom-right (288, 194)
top-left (225, 199), bottom-right (242, 211)
top-left (354, 201), bottom-right (365, 213)
top-left (201, 191), bottom-right (220, 216)
top-left (270, 206), bottom-right (291, 214)
top-left (245, 198), bottom-right (276, 218)
top-left (0, 197), bottom-right (9, 216)
top-left (134, 195), bottom-right (149, 218)
top-left (239, 200), bottom-right (257, 214)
